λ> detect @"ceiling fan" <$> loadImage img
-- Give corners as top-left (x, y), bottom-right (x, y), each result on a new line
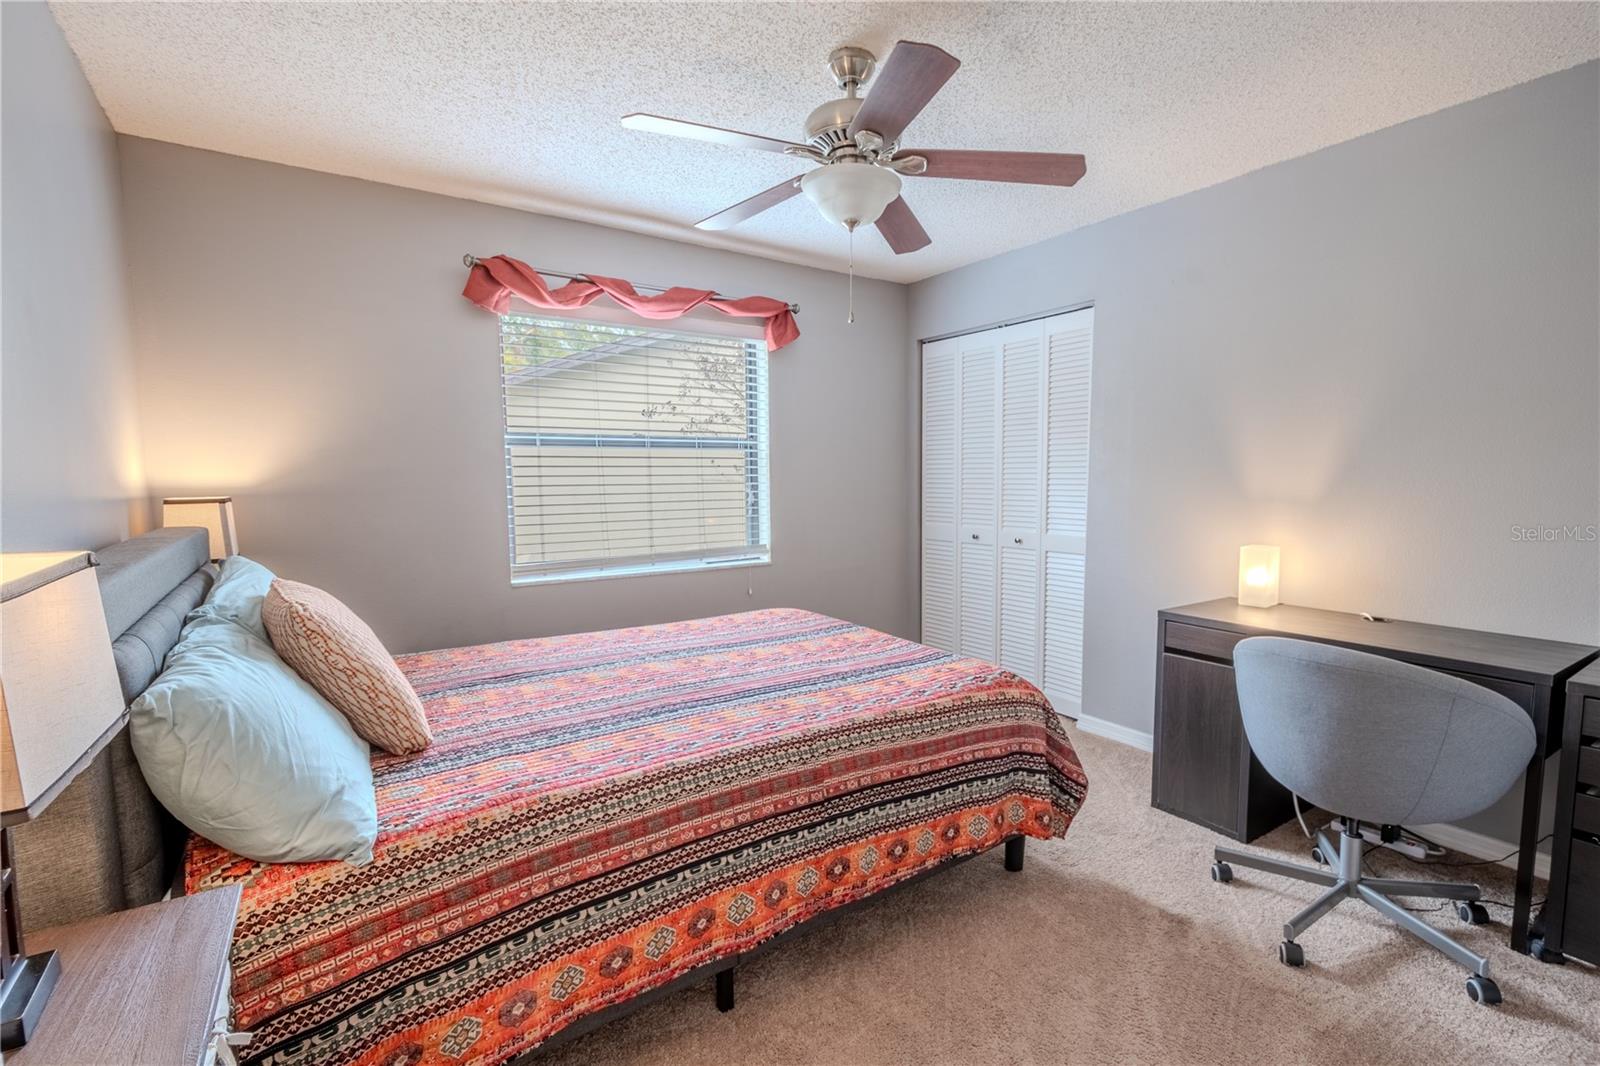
top-left (621, 40), bottom-right (1087, 255)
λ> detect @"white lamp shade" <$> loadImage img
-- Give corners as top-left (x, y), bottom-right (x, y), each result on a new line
top-left (162, 496), bottom-right (238, 559)
top-left (800, 163), bottom-right (902, 229)
top-left (1, 552), bottom-right (126, 821)
top-left (1238, 545), bottom-right (1281, 608)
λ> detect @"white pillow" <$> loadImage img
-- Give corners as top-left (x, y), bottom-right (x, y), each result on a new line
top-left (186, 555), bottom-right (275, 640)
top-left (131, 611), bottom-right (377, 864)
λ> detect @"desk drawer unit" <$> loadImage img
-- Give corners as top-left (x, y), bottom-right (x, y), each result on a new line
top-left (1574, 790), bottom-right (1600, 838)
top-left (1163, 621), bottom-right (1245, 662)
top-left (1152, 621), bottom-right (1291, 842)
top-left (1580, 743), bottom-right (1600, 789)
top-left (1560, 839), bottom-right (1600, 964)
top-left (1545, 683), bottom-right (1600, 965)
top-left (1581, 696), bottom-right (1600, 792)
top-left (1154, 652), bottom-right (1247, 837)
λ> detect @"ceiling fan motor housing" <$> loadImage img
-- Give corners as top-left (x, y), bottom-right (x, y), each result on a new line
top-left (805, 97), bottom-right (864, 154)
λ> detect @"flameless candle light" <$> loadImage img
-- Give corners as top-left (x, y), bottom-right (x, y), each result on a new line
top-left (1238, 545), bottom-right (1281, 608)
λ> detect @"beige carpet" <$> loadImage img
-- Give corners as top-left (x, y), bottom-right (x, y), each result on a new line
top-left (543, 725), bottom-right (1598, 1065)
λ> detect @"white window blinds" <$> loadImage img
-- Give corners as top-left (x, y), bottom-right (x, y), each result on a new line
top-left (500, 312), bottom-right (771, 583)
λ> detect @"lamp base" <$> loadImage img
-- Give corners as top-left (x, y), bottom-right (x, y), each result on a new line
top-left (0, 948), bottom-right (61, 1049)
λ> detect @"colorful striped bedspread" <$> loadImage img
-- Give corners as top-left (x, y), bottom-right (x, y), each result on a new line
top-left (185, 608), bottom-right (1088, 1066)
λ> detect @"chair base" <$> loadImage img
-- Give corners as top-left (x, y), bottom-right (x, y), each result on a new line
top-left (1213, 827), bottom-right (1502, 1003)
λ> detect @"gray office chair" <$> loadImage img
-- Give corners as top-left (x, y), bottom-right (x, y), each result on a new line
top-left (1211, 636), bottom-right (1535, 1005)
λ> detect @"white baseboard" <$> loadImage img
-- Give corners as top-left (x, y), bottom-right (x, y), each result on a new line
top-left (1412, 822), bottom-right (1551, 882)
top-left (1071, 713), bottom-right (1154, 752)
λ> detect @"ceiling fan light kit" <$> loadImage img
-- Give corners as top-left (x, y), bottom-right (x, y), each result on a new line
top-left (800, 163), bottom-right (902, 231)
top-left (622, 38), bottom-right (1087, 320)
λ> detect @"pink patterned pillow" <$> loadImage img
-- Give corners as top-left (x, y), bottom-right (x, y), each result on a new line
top-left (262, 579), bottom-right (432, 754)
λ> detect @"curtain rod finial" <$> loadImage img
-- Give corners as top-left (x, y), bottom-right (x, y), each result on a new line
top-left (463, 254), bottom-right (478, 268)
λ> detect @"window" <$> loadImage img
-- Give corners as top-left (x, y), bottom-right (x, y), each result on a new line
top-left (500, 312), bottom-right (771, 584)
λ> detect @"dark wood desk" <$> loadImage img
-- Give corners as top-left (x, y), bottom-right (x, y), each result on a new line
top-left (1151, 597), bottom-right (1598, 955)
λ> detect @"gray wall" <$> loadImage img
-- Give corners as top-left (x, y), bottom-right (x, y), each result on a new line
top-left (908, 61), bottom-right (1600, 844)
top-left (117, 138), bottom-right (913, 653)
top-left (1, 3), bottom-right (144, 550)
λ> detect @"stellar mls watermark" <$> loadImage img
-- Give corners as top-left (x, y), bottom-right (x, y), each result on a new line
top-left (1510, 523), bottom-right (1598, 543)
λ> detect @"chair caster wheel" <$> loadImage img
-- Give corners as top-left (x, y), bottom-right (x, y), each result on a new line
top-left (1211, 862), bottom-right (1233, 883)
top-left (1465, 975), bottom-right (1501, 1005)
top-left (1310, 846), bottom-right (1325, 865)
top-left (1278, 941), bottom-right (1304, 968)
top-left (1527, 937), bottom-right (1567, 964)
top-left (1456, 901), bottom-right (1490, 926)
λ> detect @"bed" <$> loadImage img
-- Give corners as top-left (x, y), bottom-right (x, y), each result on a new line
top-left (16, 533), bottom-right (1088, 1066)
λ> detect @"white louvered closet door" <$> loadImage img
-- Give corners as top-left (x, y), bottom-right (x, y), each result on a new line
top-left (956, 331), bottom-right (999, 663)
top-left (921, 307), bottom-right (1091, 716)
top-left (920, 337), bottom-right (960, 654)
top-left (1041, 307), bottom-right (1094, 718)
top-left (997, 320), bottom-right (1045, 687)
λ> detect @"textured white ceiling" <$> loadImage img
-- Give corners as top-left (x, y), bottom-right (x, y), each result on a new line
top-left (52, 2), bottom-right (1599, 283)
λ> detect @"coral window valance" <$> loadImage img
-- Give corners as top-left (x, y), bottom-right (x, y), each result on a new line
top-left (461, 254), bottom-right (799, 351)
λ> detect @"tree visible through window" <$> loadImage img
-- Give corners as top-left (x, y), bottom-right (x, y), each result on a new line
top-left (500, 313), bottom-right (770, 582)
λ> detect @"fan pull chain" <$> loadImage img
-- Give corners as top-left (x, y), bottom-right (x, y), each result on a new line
top-left (847, 225), bottom-right (855, 325)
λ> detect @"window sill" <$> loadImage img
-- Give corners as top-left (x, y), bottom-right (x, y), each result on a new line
top-left (511, 555), bottom-right (772, 587)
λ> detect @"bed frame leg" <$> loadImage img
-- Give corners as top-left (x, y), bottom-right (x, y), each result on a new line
top-left (1004, 836), bottom-right (1025, 873)
top-left (715, 967), bottom-right (735, 1012)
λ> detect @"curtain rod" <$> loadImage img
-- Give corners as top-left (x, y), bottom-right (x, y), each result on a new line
top-left (462, 255), bottom-right (799, 315)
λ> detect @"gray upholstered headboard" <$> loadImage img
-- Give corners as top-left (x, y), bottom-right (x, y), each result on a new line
top-left (10, 527), bottom-right (214, 933)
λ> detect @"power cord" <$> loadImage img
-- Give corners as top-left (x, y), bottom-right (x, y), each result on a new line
top-left (1292, 793), bottom-right (1313, 839)
top-left (1384, 830), bottom-right (1551, 870)
top-left (1357, 844), bottom-right (1544, 915)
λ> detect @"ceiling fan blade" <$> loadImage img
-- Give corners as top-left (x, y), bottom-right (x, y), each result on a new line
top-left (875, 196), bottom-right (931, 254)
top-left (622, 113), bottom-right (809, 155)
top-left (846, 41), bottom-right (960, 145)
top-left (907, 149), bottom-right (1087, 187)
top-left (694, 176), bottom-right (804, 230)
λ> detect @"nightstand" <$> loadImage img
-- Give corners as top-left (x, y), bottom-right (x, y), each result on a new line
top-left (9, 885), bottom-right (247, 1066)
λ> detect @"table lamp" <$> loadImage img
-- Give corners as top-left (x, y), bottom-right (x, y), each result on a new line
top-left (161, 496), bottom-right (237, 560)
top-left (0, 552), bottom-right (127, 1048)
top-left (1237, 544), bottom-right (1281, 608)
